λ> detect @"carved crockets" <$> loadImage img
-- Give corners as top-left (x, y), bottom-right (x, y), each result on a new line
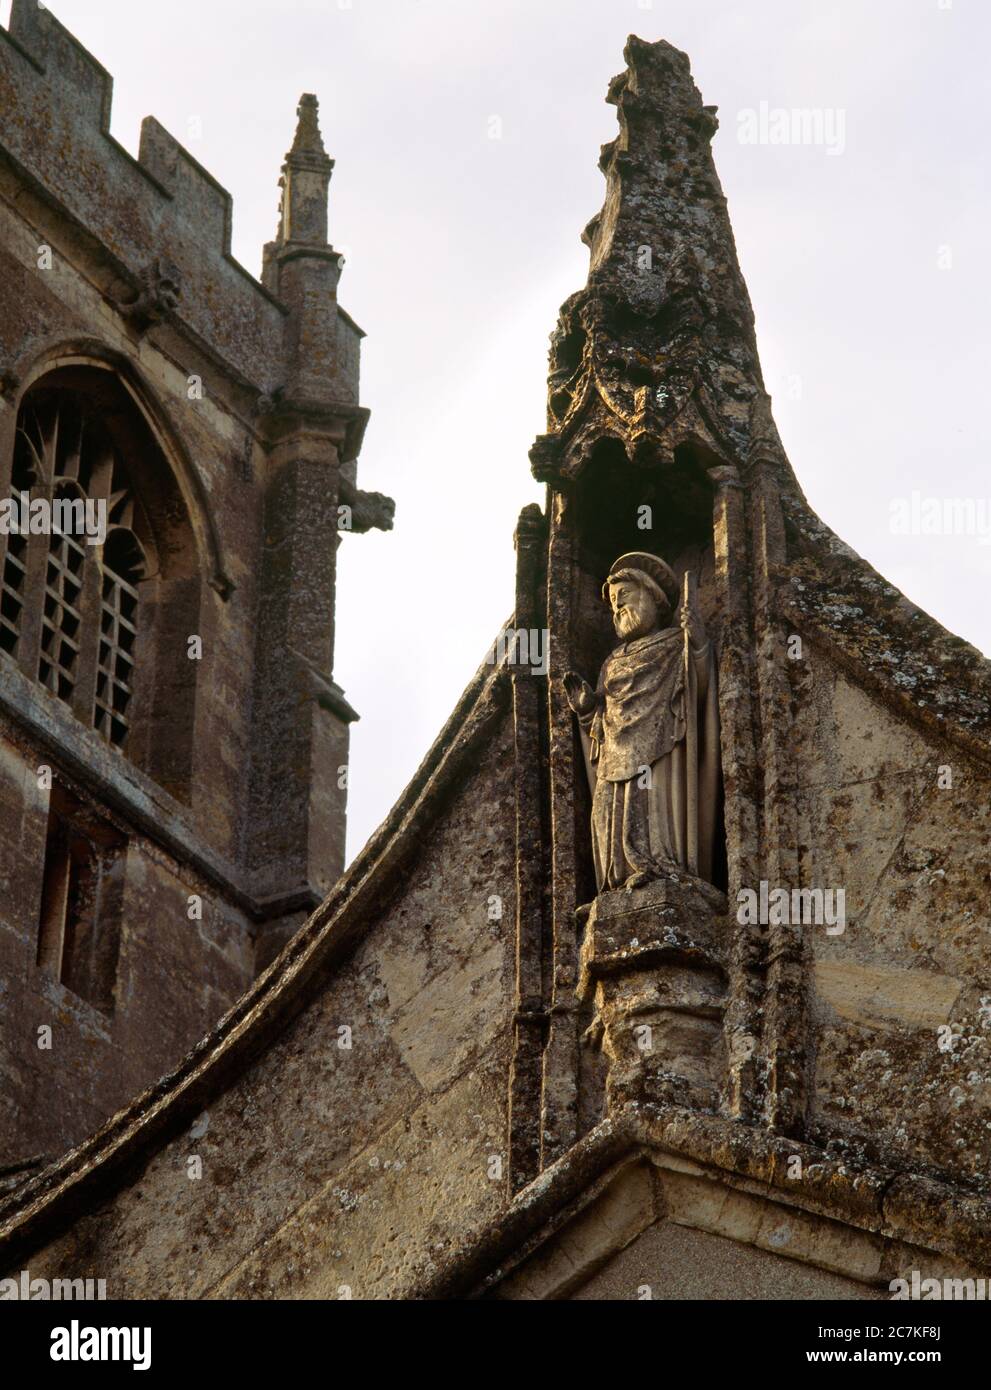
top-left (564, 550), bottom-right (721, 896)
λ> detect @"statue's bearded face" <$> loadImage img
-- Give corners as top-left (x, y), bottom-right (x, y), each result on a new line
top-left (608, 578), bottom-right (662, 640)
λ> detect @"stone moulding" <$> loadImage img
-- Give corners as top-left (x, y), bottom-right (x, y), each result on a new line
top-left (777, 560), bottom-right (991, 767)
top-left (412, 1106), bottom-right (991, 1300)
top-left (260, 397), bottom-right (371, 467)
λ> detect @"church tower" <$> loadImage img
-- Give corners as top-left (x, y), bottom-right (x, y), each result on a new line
top-left (0, 0), bottom-right (391, 1177)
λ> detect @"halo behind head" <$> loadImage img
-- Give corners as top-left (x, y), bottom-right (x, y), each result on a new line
top-left (602, 551), bottom-right (679, 607)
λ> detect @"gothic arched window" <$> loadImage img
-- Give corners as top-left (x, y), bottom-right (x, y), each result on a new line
top-left (0, 363), bottom-right (201, 799)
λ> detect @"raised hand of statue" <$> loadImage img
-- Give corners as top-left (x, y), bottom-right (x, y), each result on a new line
top-left (563, 670), bottom-right (598, 718)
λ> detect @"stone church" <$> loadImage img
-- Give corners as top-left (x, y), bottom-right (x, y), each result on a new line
top-left (1, 6), bottom-right (989, 1300)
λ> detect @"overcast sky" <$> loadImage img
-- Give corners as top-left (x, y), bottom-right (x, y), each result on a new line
top-left (8, 0), bottom-right (989, 861)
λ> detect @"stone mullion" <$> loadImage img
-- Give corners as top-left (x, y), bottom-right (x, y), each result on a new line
top-left (749, 456), bottom-right (809, 1138)
top-left (708, 463), bottom-right (763, 1121)
top-left (0, 400), bottom-right (25, 659)
top-left (68, 533), bottom-right (104, 737)
top-left (70, 449), bottom-right (115, 739)
top-left (507, 503), bottom-right (549, 1192)
top-left (16, 469), bottom-right (53, 689)
top-left (0, 397), bottom-right (15, 494)
top-left (539, 487), bottom-right (580, 1167)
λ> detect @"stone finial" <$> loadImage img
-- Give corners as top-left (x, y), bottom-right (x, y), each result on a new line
top-left (276, 93), bottom-right (335, 249)
top-left (291, 94), bottom-right (329, 159)
top-left (535, 33), bottom-right (769, 478)
top-left (585, 37), bottom-right (735, 299)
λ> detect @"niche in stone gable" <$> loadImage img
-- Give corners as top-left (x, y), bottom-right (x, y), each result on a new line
top-left (569, 435), bottom-right (727, 895)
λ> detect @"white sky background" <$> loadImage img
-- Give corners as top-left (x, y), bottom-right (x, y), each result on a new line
top-left (7, 0), bottom-right (989, 862)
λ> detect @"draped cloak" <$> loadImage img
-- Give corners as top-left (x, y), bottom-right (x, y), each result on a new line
top-left (578, 626), bottom-right (720, 891)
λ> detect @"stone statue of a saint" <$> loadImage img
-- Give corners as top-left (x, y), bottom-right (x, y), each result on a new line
top-left (564, 552), bottom-right (720, 893)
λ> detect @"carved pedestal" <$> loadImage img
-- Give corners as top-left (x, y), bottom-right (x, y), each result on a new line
top-left (577, 874), bottom-right (729, 1112)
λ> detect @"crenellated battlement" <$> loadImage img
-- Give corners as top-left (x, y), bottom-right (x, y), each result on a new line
top-left (0, 0), bottom-right (394, 1187)
top-left (0, 0), bottom-right (361, 398)
top-left (137, 117), bottom-right (236, 260)
top-left (6, 0), bottom-right (113, 127)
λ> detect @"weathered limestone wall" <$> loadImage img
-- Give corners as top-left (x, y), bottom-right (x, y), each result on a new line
top-left (15, 717), bottom-right (519, 1299)
top-left (0, 731), bottom-right (255, 1167)
top-left (790, 641), bottom-right (991, 1184)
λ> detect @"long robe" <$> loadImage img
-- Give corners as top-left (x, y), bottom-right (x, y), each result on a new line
top-left (579, 626), bottom-right (720, 891)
